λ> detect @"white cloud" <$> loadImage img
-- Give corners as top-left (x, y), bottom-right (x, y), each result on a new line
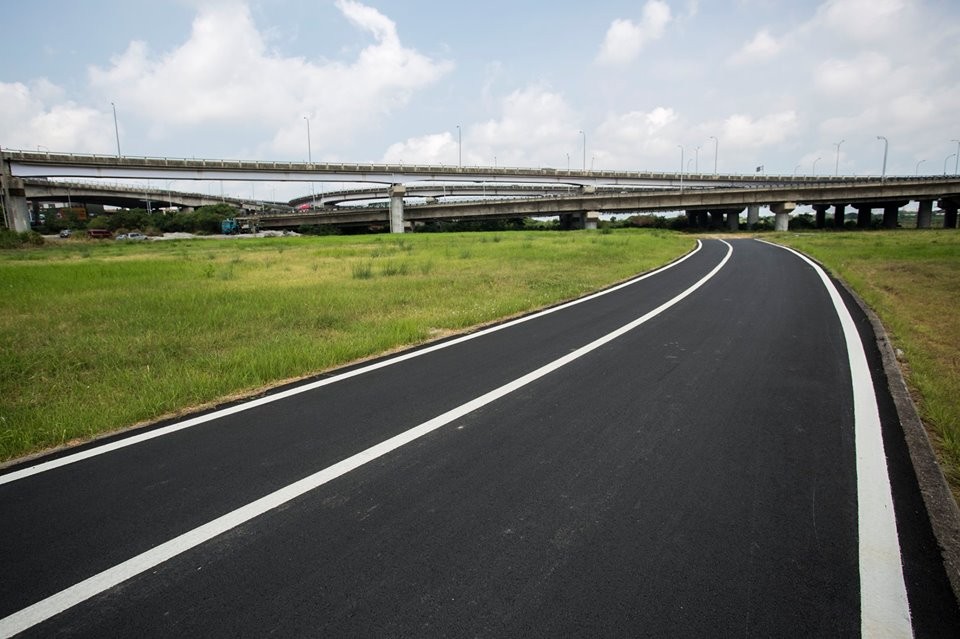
top-left (596, 1), bottom-right (672, 65)
top-left (728, 28), bottom-right (783, 65)
top-left (813, 51), bottom-right (891, 94)
top-left (812, 0), bottom-right (910, 42)
top-left (86, 1), bottom-right (452, 155)
top-left (384, 86), bottom-right (580, 167)
top-left (382, 132), bottom-right (455, 165)
top-left (721, 111), bottom-right (799, 148)
top-left (0, 80), bottom-right (117, 153)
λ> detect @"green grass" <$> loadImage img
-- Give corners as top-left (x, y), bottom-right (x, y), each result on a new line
top-left (773, 230), bottom-right (960, 502)
top-left (0, 230), bottom-right (692, 462)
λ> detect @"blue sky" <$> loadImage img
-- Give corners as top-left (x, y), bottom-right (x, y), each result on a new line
top-left (2, 0), bottom-right (959, 200)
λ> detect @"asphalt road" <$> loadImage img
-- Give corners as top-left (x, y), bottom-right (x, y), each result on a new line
top-left (1, 238), bottom-right (957, 637)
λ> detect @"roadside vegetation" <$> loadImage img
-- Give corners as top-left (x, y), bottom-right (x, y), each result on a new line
top-left (775, 231), bottom-right (960, 502)
top-left (0, 229), bottom-right (691, 462)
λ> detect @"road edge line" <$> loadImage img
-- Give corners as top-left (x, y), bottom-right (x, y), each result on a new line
top-left (760, 240), bottom-right (912, 637)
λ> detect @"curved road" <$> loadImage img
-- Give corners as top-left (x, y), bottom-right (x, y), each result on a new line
top-left (1, 239), bottom-right (957, 637)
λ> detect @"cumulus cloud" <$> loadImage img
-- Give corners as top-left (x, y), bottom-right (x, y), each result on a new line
top-left (721, 111), bottom-right (799, 148)
top-left (596, 1), bottom-right (672, 65)
top-left (728, 28), bottom-right (783, 65)
top-left (384, 86), bottom-right (580, 167)
top-left (0, 80), bottom-right (117, 153)
top-left (85, 0), bottom-right (452, 155)
top-left (812, 0), bottom-right (910, 42)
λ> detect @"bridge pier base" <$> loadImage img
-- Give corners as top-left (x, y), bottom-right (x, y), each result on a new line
top-left (834, 204), bottom-right (847, 228)
top-left (389, 184), bottom-right (406, 234)
top-left (916, 200), bottom-right (933, 229)
top-left (882, 203), bottom-right (901, 229)
top-left (0, 177), bottom-right (30, 232)
top-left (747, 205), bottom-right (760, 229)
top-left (856, 203), bottom-right (873, 228)
top-left (941, 198), bottom-right (958, 229)
top-left (727, 208), bottom-right (740, 231)
top-left (770, 202), bottom-right (795, 231)
top-left (813, 204), bottom-right (828, 228)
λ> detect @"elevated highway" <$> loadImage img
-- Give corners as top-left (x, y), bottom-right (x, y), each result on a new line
top-left (3, 148), bottom-right (959, 232)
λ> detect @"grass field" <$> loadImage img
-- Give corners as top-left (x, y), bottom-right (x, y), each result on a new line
top-left (775, 230), bottom-right (960, 502)
top-left (0, 229), bottom-right (692, 462)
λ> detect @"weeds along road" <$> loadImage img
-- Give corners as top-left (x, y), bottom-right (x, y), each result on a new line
top-left (1, 238), bottom-right (957, 637)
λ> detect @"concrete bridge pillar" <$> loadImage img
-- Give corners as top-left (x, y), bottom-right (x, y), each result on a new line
top-left (916, 200), bottom-right (933, 229)
top-left (727, 208), bottom-right (741, 231)
top-left (697, 210), bottom-right (709, 228)
top-left (833, 204), bottom-right (847, 228)
top-left (770, 202), bottom-right (795, 231)
top-left (917, 200), bottom-right (933, 229)
top-left (856, 203), bottom-right (873, 228)
top-left (584, 211), bottom-right (600, 230)
top-left (709, 211), bottom-right (725, 228)
top-left (882, 202), bottom-right (901, 229)
top-left (747, 205), bottom-right (760, 229)
top-left (941, 198), bottom-right (959, 229)
top-left (0, 176), bottom-right (30, 232)
top-left (813, 204), bottom-right (828, 228)
top-left (389, 184), bottom-right (406, 234)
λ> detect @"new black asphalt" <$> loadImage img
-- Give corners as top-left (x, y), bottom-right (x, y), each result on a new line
top-left (1, 238), bottom-right (956, 637)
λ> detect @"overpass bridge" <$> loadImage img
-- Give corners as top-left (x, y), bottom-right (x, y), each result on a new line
top-left (19, 178), bottom-right (279, 213)
top-left (243, 179), bottom-right (960, 232)
top-left (2, 148), bottom-right (958, 232)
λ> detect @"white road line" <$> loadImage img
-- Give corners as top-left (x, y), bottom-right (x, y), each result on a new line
top-left (0, 242), bottom-right (732, 638)
top-left (763, 241), bottom-right (912, 638)
top-left (0, 241), bottom-right (707, 486)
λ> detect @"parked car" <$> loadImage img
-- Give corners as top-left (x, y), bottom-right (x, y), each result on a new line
top-left (86, 229), bottom-right (112, 239)
top-left (114, 233), bottom-right (127, 241)
top-left (59, 229), bottom-right (72, 238)
top-left (126, 232), bottom-right (148, 241)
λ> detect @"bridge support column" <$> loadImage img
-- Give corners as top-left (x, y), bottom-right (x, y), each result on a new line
top-left (709, 211), bottom-right (724, 228)
top-left (697, 210), bottom-right (709, 228)
top-left (856, 203), bottom-right (873, 228)
top-left (833, 204), bottom-right (847, 228)
top-left (916, 200), bottom-right (933, 229)
top-left (941, 198), bottom-right (959, 229)
top-left (389, 184), bottom-right (406, 234)
top-left (747, 205), bottom-right (760, 229)
top-left (882, 202), bottom-right (901, 229)
top-left (770, 202), bottom-right (795, 231)
top-left (727, 208), bottom-right (740, 231)
top-left (0, 175), bottom-right (30, 232)
top-left (584, 211), bottom-right (600, 230)
top-left (813, 204), bottom-right (828, 228)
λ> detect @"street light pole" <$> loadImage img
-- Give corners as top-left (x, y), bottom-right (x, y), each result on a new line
top-left (834, 139), bottom-right (844, 176)
top-left (813, 157), bottom-right (821, 175)
top-left (678, 145), bottom-right (684, 193)
top-left (694, 146), bottom-right (701, 173)
top-left (945, 154), bottom-right (956, 176)
top-left (915, 159), bottom-right (925, 175)
top-left (111, 102), bottom-right (121, 157)
top-left (579, 130), bottom-right (586, 171)
top-left (708, 136), bottom-right (718, 174)
top-left (877, 135), bottom-right (888, 180)
top-left (304, 116), bottom-right (312, 163)
top-left (953, 139), bottom-right (960, 175)
top-left (456, 124), bottom-right (462, 168)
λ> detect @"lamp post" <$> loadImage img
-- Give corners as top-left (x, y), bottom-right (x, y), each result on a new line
top-left (877, 135), bottom-right (888, 180)
top-left (303, 116), bottom-right (312, 163)
top-left (456, 124), bottom-right (462, 168)
top-left (834, 139), bottom-right (844, 176)
top-left (794, 164), bottom-right (801, 177)
top-left (678, 145), bottom-right (684, 193)
top-left (708, 136), bottom-right (718, 174)
top-left (305, 116), bottom-right (315, 208)
top-left (813, 156), bottom-right (822, 175)
top-left (953, 139), bottom-right (960, 175)
top-left (111, 102), bottom-right (121, 157)
top-left (579, 130), bottom-right (586, 171)
top-left (915, 159), bottom-right (925, 175)
top-left (945, 154), bottom-right (956, 176)
top-left (694, 146), bottom-right (701, 173)
top-left (566, 153), bottom-right (570, 171)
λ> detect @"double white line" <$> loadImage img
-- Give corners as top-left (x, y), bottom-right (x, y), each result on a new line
top-left (2, 240), bottom-right (729, 636)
